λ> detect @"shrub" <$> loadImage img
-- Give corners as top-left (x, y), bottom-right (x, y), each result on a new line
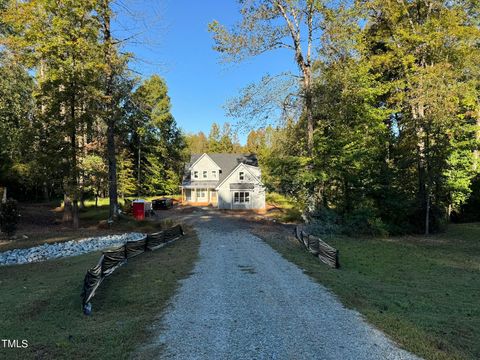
top-left (306, 207), bottom-right (341, 236)
top-left (0, 199), bottom-right (19, 237)
top-left (342, 207), bottom-right (389, 237)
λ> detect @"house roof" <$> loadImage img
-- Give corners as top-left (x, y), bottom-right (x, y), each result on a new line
top-left (182, 153), bottom-right (259, 187)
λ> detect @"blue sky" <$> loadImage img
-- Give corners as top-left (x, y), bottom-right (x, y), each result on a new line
top-left (113, 0), bottom-right (296, 143)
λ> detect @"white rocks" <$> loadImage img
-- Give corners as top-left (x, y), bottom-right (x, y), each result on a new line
top-left (0, 232), bottom-right (145, 266)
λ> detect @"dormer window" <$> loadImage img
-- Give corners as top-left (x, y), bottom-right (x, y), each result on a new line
top-left (239, 171), bottom-right (245, 181)
top-left (193, 171), bottom-right (198, 179)
top-left (203, 170), bottom-right (208, 179)
top-left (212, 170), bottom-right (217, 179)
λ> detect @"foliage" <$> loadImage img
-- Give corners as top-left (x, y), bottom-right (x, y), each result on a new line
top-left (124, 74), bottom-right (186, 196)
top-left (0, 199), bottom-right (19, 237)
top-left (215, 0), bottom-right (480, 234)
top-left (117, 151), bottom-right (136, 198)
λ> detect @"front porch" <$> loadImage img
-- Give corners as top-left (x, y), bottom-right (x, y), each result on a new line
top-left (181, 187), bottom-right (218, 207)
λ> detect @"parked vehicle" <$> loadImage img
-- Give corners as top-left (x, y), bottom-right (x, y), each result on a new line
top-left (152, 197), bottom-right (174, 210)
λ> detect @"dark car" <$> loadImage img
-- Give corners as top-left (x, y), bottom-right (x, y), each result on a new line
top-left (152, 197), bottom-right (174, 210)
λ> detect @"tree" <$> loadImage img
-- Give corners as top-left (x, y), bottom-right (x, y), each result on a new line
top-left (117, 150), bottom-right (136, 199)
top-left (98, 0), bottom-right (128, 221)
top-left (207, 122), bottom-right (222, 153)
top-left (209, 0), bottom-right (323, 153)
top-left (186, 132), bottom-right (208, 154)
top-left (3, 0), bottom-right (105, 228)
top-left (364, 0), bottom-right (480, 233)
top-left (81, 154), bottom-right (108, 207)
top-left (126, 75), bottom-right (186, 196)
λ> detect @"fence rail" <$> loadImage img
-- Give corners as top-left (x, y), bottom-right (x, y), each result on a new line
top-left (295, 226), bottom-right (339, 269)
top-left (81, 224), bottom-right (184, 314)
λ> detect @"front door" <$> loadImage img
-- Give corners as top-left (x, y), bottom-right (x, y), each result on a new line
top-left (196, 188), bottom-right (207, 202)
top-left (210, 190), bottom-right (218, 205)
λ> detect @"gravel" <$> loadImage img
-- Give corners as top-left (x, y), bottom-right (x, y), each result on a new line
top-left (0, 232), bottom-right (145, 266)
top-left (142, 213), bottom-right (420, 360)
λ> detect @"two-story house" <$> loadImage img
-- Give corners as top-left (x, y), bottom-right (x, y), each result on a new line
top-left (180, 153), bottom-right (266, 210)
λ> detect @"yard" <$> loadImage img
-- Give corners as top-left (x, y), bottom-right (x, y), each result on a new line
top-left (253, 222), bottom-right (480, 360)
top-left (0, 197), bottom-right (180, 252)
top-left (0, 228), bottom-right (199, 359)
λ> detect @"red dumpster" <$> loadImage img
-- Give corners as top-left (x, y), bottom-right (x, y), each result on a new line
top-left (132, 201), bottom-right (145, 220)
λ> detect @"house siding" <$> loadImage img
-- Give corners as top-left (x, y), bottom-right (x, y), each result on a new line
top-left (216, 165), bottom-right (265, 210)
top-left (181, 153), bottom-right (265, 210)
top-left (190, 155), bottom-right (220, 181)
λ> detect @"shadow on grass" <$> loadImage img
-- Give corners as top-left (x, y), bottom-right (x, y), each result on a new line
top-left (0, 229), bottom-right (200, 360)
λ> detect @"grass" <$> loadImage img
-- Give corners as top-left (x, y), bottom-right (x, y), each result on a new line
top-left (253, 222), bottom-right (480, 360)
top-left (0, 229), bottom-right (199, 360)
top-left (265, 192), bottom-right (303, 223)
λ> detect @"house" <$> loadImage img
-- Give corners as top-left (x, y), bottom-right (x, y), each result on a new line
top-left (181, 153), bottom-right (266, 210)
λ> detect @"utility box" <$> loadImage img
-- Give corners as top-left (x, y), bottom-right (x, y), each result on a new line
top-left (132, 200), bottom-right (145, 220)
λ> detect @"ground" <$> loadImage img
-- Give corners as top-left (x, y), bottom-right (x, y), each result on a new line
top-left (0, 225), bottom-right (199, 360)
top-left (136, 210), bottom-right (417, 360)
top-left (253, 221), bottom-right (480, 360)
top-left (1, 201), bottom-right (479, 359)
top-left (0, 199), bottom-right (178, 251)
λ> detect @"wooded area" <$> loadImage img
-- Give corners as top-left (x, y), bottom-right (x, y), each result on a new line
top-left (209, 0), bottom-right (480, 235)
top-left (1, 0), bottom-right (479, 235)
top-left (0, 0), bottom-right (186, 228)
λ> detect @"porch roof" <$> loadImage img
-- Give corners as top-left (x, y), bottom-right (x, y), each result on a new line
top-left (181, 180), bottom-right (218, 189)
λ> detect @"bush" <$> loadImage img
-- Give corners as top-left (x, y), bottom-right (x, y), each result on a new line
top-left (306, 207), bottom-right (341, 236)
top-left (342, 207), bottom-right (389, 237)
top-left (0, 199), bottom-right (19, 237)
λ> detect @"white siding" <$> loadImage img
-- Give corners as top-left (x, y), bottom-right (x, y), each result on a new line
top-left (190, 155), bottom-right (220, 181)
top-left (216, 164), bottom-right (265, 210)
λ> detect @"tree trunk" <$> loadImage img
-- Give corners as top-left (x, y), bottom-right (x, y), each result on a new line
top-left (302, 70), bottom-right (314, 154)
top-left (474, 110), bottom-right (480, 171)
top-left (70, 103), bottom-right (79, 230)
top-left (63, 194), bottom-right (72, 223)
top-left (137, 140), bottom-right (141, 197)
top-left (425, 191), bottom-right (430, 235)
top-left (72, 199), bottom-right (79, 229)
top-left (101, 1), bottom-right (119, 221)
top-left (43, 182), bottom-right (49, 201)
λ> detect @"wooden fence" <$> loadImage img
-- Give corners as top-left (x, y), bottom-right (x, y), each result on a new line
top-left (295, 226), bottom-right (339, 269)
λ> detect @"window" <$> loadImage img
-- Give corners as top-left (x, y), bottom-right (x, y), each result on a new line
top-left (233, 191), bottom-right (250, 203)
top-left (197, 188), bottom-right (206, 198)
top-left (203, 170), bottom-right (208, 179)
top-left (239, 171), bottom-right (245, 180)
top-left (212, 170), bottom-right (217, 178)
top-left (193, 171), bottom-right (198, 179)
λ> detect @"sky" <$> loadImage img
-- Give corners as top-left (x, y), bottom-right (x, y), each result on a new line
top-left (113, 0), bottom-right (296, 143)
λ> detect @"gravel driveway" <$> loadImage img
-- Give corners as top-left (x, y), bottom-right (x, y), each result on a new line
top-left (141, 211), bottom-right (419, 360)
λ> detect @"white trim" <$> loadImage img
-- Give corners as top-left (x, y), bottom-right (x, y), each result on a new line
top-left (188, 153), bottom-right (221, 171)
top-left (215, 163), bottom-right (260, 190)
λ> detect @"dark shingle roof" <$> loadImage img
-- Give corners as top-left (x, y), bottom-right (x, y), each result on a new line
top-left (182, 153), bottom-right (258, 187)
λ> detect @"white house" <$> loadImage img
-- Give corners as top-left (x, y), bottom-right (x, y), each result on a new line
top-left (180, 153), bottom-right (266, 210)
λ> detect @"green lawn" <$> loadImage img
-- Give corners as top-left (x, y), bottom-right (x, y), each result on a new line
top-left (254, 222), bottom-right (480, 360)
top-left (0, 229), bottom-right (199, 360)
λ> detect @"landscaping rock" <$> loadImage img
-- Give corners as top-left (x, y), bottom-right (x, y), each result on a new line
top-left (0, 232), bottom-right (145, 266)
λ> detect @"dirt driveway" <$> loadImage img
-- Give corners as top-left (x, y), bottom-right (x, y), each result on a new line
top-left (139, 208), bottom-right (419, 360)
